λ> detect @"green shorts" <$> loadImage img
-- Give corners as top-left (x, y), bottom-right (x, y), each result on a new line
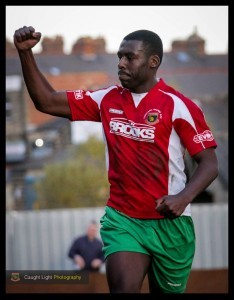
top-left (100, 206), bottom-right (196, 293)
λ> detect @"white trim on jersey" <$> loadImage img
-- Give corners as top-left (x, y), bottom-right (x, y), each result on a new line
top-left (86, 86), bottom-right (117, 108)
top-left (159, 89), bottom-right (206, 150)
top-left (131, 92), bottom-right (148, 108)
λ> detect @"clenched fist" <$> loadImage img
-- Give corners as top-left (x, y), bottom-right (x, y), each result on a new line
top-left (14, 26), bottom-right (41, 52)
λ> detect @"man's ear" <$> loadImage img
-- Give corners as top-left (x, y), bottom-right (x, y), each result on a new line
top-left (150, 55), bottom-right (160, 68)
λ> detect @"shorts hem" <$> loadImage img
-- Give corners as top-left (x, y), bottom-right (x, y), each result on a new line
top-left (104, 249), bottom-right (150, 259)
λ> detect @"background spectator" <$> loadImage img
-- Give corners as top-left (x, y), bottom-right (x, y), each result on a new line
top-left (68, 220), bottom-right (105, 272)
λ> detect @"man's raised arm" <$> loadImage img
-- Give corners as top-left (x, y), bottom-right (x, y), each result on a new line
top-left (14, 26), bottom-right (71, 118)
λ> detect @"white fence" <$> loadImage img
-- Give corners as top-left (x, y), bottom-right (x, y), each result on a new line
top-left (6, 204), bottom-right (228, 270)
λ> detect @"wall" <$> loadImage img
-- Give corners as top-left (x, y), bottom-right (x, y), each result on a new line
top-left (6, 204), bottom-right (228, 271)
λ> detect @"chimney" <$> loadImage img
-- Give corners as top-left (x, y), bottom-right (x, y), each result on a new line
top-left (71, 36), bottom-right (106, 60)
top-left (171, 27), bottom-right (205, 56)
top-left (41, 35), bottom-right (64, 55)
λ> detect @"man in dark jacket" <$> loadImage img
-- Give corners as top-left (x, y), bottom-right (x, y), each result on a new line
top-left (68, 220), bottom-right (105, 272)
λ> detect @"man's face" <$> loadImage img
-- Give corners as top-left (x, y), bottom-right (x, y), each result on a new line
top-left (117, 40), bottom-right (151, 92)
top-left (87, 224), bottom-right (97, 240)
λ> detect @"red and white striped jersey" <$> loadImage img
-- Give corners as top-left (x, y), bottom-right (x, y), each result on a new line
top-left (66, 78), bottom-right (217, 219)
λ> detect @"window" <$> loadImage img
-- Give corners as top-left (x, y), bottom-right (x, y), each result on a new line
top-left (6, 96), bottom-right (13, 119)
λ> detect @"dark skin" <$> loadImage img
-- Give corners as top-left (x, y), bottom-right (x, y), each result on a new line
top-left (14, 26), bottom-right (218, 293)
top-left (117, 39), bottom-right (160, 93)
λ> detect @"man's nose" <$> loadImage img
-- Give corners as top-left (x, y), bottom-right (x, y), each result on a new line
top-left (118, 57), bottom-right (126, 69)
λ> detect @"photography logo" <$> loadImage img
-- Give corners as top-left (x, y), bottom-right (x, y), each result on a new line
top-left (10, 272), bottom-right (20, 282)
top-left (7, 270), bottom-right (89, 284)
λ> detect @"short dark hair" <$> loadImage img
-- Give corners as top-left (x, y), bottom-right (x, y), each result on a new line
top-left (123, 29), bottom-right (163, 65)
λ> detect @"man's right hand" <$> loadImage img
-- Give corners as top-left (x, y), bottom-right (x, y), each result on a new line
top-left (74, 255), bottom-right (86, 270)
top-left (14, 26), bottom-right (41, 52)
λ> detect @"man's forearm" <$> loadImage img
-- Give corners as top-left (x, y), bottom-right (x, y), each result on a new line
top-left (180, 159), bottom-right (218, 204)
top-left (18, 49), bottom-right (55, 113)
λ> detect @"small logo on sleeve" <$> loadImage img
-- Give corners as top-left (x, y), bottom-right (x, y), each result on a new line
top-left (193, 130), bottom-right (214, 143)
top-left (74, 90), bottom-right (84, 100)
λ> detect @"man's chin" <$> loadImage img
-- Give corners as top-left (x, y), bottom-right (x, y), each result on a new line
top-left (120, 80), bottom-right (131, 89)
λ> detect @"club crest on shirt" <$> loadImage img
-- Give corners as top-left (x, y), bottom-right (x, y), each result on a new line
top-left (144, 109), bottom-right (162, 125)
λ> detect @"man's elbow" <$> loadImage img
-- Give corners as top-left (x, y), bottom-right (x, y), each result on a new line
top-left (214, 164), bottom-right (219, 179)
top-left (33, 101), bottom-right (53, 115)
top-left (34, 101), bottom-right (49, 113)
top-left (211, 161), bottom-right (219, 182)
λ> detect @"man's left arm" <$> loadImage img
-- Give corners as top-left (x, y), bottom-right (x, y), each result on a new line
top-left (156, 148), bottom-right (218, 218)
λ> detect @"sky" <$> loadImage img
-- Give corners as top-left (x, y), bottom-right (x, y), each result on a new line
top-left (6, 5), bottom-right (228, 55)
top-left (6, 5), bottom-right (229, 143)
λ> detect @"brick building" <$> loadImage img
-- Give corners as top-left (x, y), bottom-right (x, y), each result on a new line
top-left (6, 28), bottom-right (228, 210)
